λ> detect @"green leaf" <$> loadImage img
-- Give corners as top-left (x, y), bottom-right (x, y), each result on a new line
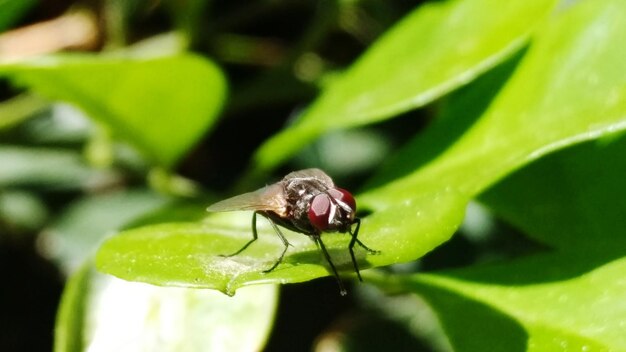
top-left (0, 190), bottom-right (47, 234)
top-left (0, 54), bottom-right (226, 168)
top-left (401, 281), bottom-right (527, 352)
top-left (0, 94), bottom-right (49, 130)
top-left (0, 146), bottom-right (115, 189)
top-left (55, 266), bottom-right (278, 352)
top-left (363, 0), bottom-right (626, 204)
top-left (251, 0), bottom-right (559, 173)
top-left (481, 137), bottom-right (626, 250)
top-left (364, 50), bottom-right (523, 190)
top-left (96, 188), bottom-right (466, 295)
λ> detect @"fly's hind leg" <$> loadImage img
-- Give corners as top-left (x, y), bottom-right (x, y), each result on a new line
top-left (221, 211), bottom-right (260, 257)
top-left (263, 217), bottom-right (291, 273)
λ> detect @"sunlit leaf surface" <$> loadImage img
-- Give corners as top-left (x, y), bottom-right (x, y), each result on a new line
top-left (252, 0), bottom-right (559, 173)
top-left (360, 1), bottom-right (626, 350)
top-left (97, 189), bottom-right (466, 295)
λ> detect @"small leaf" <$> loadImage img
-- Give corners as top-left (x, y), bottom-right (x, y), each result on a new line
top-left (96, 188), bottom-right (466, 294)
top-left (40, 189), bottom-right (170, 274)
top-left (55, 265), bottom-right (278, 352)
top-left (0, 54), bottom-right (227, 168)
top-left (252, 0), bottom-right (559, 172)
top-left (54, 263), bottom-right (91, 352)
top-left (0, 190), bottom-right (48, 234)
top-left (0, 146), bottom-right (115, 189)
top-left (0, 94), bottom-right (49, 130)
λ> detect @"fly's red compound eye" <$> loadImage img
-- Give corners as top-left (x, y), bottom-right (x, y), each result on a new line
top-left (328, 188), bottom-right (356, 212)
top-left (308, 194), bottom-right (332, 231)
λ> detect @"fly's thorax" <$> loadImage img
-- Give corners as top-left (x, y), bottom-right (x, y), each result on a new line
top-left (282, 178), bottom-right (327, 221)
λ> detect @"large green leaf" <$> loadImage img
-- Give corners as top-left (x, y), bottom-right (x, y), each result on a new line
top-left (406, 81), bottom-right (626, 352)
top-left (359, 1), bottom-right (626, 349)
top-left (0, 54), bottom-right (226, 168)
top-left (96, 188), bottom-right (466, 295)
top-left (363, 0), bottom-right (626, 205)
top-left (375, 133), bottom-right (626, 345)
top-left (481, 137), bottom-right (626, 250)
top-left (251, 0), bottom-right (559, 173)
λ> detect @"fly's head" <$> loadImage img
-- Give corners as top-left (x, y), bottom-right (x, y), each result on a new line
top-left (307, 188), bottom-right (357, 233)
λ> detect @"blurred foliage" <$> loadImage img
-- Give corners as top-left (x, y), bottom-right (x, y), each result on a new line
top-left (1, 0), bottom-right (626, 351)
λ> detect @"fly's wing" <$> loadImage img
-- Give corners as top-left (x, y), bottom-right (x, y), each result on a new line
top-left (283, 168), bottom-right (334, 188)
top-left (206, 183), bottom-right (288, 216)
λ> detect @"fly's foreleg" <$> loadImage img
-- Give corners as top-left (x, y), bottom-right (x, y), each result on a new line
top-left (315, 235), bottom-right (347, 296)
top-left (348, 218), bottom-right (379, 282)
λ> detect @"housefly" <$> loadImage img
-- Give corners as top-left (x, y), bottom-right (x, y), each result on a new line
top-left (207, 168), bottom-right (379, 296)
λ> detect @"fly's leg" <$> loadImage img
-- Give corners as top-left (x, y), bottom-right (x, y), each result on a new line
top-left (351, 218), bottom-right (380, 254)
top-left (221, 211), bottom-right (260, 257)
top-left (348, 218), bottom-right (380, 282)
top-left (354, 237), bottom-right (379, 254)
top-left (263, 217), bottom-right (291, 273)
top-left (315, 235), bottom-right (347, 296)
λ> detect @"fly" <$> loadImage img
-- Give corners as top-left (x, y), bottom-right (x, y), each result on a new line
top-left (206, 168), bottom-right (379, 296)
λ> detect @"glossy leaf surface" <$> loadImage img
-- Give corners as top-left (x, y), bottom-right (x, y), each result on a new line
top-left (252, 0), bottom-right (559, 172)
